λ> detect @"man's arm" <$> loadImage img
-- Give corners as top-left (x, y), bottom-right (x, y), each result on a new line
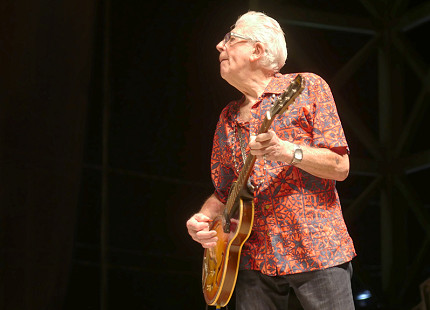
top-left (186, 193), bottom-right (225, 248)
top-left (249, 130), bottom-right (349, 181)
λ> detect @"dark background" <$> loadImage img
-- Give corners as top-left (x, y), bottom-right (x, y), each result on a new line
top-left (1, 0), bottom-right (430, 309)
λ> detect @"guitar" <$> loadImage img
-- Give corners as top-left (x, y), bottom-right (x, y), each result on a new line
top-left (202, 74), bottom-right (305, 308)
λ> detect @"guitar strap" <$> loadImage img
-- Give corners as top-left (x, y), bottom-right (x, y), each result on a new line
top-left (236, 125), bottom-right (248, 164)
top-left (236, 125), bottom-right (254, 200)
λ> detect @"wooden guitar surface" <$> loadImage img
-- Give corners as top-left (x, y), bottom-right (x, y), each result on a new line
top-left (202, 197), bottom-right (254, 306)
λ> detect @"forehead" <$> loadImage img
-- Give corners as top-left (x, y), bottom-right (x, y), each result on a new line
top-left (231, 25), bottom-right (242, 33)
top-left (233, 19), bottom-right (251, 31)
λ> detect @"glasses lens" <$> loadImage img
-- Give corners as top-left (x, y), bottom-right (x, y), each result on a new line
top-left (223, 32), bottom-right (231, 45)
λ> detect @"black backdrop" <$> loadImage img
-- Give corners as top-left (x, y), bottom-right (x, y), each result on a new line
top-left (1, 0), bottom-right (429, 309)
top-left (1, 1), bottom-right (96, 309)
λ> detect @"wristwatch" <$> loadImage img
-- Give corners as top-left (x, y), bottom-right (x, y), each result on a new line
top-left (290, 144), bottom-right (303, 165)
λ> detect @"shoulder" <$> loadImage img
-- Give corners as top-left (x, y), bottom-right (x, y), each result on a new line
top-left (283, 73), bottom-right (334, 100)
top-left (280, 72), bottom-right (329, 86)
top-left (219, 99), bottom-right (240, 121)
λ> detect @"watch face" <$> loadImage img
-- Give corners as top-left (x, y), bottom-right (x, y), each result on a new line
top-left (290, 145), bottom-right (303, 165)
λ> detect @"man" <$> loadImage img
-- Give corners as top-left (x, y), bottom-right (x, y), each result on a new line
top-left (186, 11), bottom-right (356, 310)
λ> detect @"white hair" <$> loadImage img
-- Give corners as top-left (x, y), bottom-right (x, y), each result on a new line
top-left (234, 11), bottom-right (288, 73)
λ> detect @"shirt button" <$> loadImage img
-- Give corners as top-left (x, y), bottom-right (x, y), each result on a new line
top-left (265, 204), bottom-right (270, 210)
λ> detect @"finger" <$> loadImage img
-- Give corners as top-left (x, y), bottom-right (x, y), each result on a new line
top-left (250, 149), bottom-right (266, 160)
top-left (188, 213), bottom-right (213, 228)
top-left (187, 221), bottom-right (211, 235)
top-left (193, 213), bottom-right (212, 223)
top-left (250, 141), bottom-right (270, 154)
top-left (249, 135), bottom-right (260, 150)
top-left (257, 130), bottom-right (280, 146)
top-left (196, 230), bottom-right (218, 246)
top-left (202, 241), bottom-right (218, 249)
top-left (254, 132), bottom-right (272, 142)
top-left (250, 139), bottom-right (269, 152)
top-left (267, 129), bottom-right (277, 137)
top-left (187, 217), bottom-right (212, 240)
top-left (196, 230), bottom-right (217, 240)
top-left (201, 239), bottom-right (218, 248)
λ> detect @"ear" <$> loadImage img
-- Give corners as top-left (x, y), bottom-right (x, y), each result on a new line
top-left (250, 42), bottom-right (265, 62)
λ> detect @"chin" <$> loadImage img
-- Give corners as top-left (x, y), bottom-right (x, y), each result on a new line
top-left (220, 70), bottom-right (228, 80)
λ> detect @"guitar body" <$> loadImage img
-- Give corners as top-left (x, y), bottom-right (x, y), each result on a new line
top-left (202, 198), bottom-right (254, 307)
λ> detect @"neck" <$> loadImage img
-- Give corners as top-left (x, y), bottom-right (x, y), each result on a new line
top-left (236, 73), bottom-right (274, 122)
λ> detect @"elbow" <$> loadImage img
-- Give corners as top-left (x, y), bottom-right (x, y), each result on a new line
top-left (334, 154), bottom-right (349, 181)
top-left (336, 167), bottom-right (349, 181)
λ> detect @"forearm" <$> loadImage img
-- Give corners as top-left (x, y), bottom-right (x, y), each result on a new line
top-left (199, 193), bottom-right (225, 219)
top-left (250, 130), bottom-right (350, 181)
top-left (286, 143), bottom-right (349, 181)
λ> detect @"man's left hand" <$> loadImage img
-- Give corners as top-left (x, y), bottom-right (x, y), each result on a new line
top-left (249, 130), bottom-right (293, 162)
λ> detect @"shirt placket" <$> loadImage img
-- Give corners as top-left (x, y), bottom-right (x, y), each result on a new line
top-left (240, 76), bottom-right (291, 274)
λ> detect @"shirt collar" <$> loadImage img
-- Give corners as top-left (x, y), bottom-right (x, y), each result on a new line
top-left (234, 73), bottom-right (286, 111)
top-left (262, 72), bottom-right (284, 95)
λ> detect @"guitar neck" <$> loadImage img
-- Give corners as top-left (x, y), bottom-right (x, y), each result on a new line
top-left (225, 111), bottom-right (275, 216)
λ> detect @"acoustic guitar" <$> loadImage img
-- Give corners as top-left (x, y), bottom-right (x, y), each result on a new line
top-left (202, 74), bottom-right (305, 308)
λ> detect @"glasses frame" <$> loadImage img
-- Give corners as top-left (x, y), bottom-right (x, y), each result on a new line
top-left (223, 32), bottom-right (255, 46)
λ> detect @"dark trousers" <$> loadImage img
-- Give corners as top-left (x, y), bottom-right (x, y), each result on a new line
top-left (235, 262), bottom-right (355, 310)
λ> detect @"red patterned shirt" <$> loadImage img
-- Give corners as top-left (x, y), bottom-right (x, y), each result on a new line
top-left (211, 72), bottom-right (356, 275)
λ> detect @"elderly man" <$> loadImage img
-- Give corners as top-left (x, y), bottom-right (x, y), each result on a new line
top-left (187, 11), bottom-right (356, 310)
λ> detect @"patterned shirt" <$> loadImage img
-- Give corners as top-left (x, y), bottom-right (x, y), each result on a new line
top-left (211, 72), bottom-right (356, 276)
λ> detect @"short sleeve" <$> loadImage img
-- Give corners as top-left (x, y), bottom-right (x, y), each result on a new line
top-left (309, 75), bottom-right (349, 153)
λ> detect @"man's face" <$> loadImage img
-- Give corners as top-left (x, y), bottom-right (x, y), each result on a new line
top-left (216, 27), bottom-right (254, 82)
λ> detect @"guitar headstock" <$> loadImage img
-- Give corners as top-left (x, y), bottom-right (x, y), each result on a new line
top-left (269, 74), bottom-right (305, 117)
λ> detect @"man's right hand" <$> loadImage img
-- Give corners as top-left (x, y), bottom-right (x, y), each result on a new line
top-left (186, 213), bottom-right (218, 248)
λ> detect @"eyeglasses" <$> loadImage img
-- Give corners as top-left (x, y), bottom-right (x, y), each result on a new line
top-left (223, 32), bottom-right (254, 46)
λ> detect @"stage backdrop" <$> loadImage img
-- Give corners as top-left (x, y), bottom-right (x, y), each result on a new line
top-left (0, 1), bottom-right (96, 309)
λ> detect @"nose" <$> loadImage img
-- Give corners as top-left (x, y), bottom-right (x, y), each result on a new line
top-left (216, 40), bottom-right (225, 52)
